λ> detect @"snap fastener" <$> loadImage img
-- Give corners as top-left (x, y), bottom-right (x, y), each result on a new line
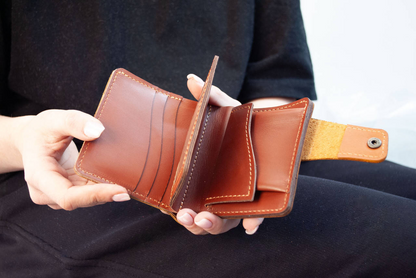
top-left (367, 137), bottom-right (382, 149)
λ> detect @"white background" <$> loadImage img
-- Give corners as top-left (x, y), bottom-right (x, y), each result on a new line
top-left (301, 0), bottom-right (416, 168)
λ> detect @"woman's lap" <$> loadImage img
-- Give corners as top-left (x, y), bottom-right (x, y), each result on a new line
top-left (1, 161), bottom-right (415, 277)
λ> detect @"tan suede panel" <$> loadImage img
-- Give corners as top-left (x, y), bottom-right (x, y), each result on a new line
top-left (301, 119), bottom-right (388, 163)
top-left (301, 119), bottom-right (347, 161)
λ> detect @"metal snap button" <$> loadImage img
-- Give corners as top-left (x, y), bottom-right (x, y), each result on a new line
top-left (367, 137), bottom-right (382, 149)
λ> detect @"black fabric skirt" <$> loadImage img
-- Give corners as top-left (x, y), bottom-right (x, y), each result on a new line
top-left (1, 160), bottom-right (415, 277)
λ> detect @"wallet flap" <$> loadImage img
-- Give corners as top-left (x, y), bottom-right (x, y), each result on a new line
top-left (170, 56), bottom-right (219, 209)
top-left (252, 99), bottom-right (313, 193)
top-left (75, 68), bottom-right (195, 211)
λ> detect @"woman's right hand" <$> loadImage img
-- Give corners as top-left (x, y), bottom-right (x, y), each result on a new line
top-left (4, 110), bottom-right (130, 210)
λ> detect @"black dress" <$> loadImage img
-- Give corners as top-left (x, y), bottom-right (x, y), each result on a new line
top-left (1, 1), bottom-right (415, 277)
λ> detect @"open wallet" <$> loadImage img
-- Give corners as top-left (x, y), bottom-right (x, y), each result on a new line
top-left (75, 56), bottom-right (388, 219)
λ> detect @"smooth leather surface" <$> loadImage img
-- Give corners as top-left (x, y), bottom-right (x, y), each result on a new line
top-left (75, 58), bottom-right (388, 218)
top-left (338, 125), bottom-right (388, 163)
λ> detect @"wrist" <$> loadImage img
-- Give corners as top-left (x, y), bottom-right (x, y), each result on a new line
top-left (0, 115), bottom-right (34, 173)
top-left (11, 115), bottom-right (35, 151)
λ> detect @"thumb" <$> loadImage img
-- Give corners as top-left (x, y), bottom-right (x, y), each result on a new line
top-left (187, 74), bottom-right (241, 107)
top-left (40, 171), bottom-right (130, 210)
top-left (37, 109), bottom-right (105, 142)
top-left (61, 183), bottom-right (130, 210)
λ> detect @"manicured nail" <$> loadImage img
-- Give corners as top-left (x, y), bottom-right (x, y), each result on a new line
top-left (84, 121), bottom-right (105, 138)
top-left (195, 218), bottom-right (213, 229)
top-left (187, 74), bottom-right (204, 85)
top-left (245, 226), bottom-right (259, 235)
top-left (177, 212), bottom-right (194, 226)
top-left (160, 209), bottom-right (170, 215)
top-left (112, 193), bottom-right (130, 202)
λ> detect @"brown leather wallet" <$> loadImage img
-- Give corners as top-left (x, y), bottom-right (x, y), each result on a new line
top-left (75, 56), bottom-right (388, 218)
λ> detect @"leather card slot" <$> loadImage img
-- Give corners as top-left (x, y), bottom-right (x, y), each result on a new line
top-left (203, 103), bottom-right (256, 206)
top-left (77, 72), bottom-right (161, 193)
top-left (208, 98), bottom-right (313, 218)
top-left (208, 191), bottom-right (289, 219)
top-left (143, 98), bottom-right (180, 207)
top-left (171, 105), bottom-right (233, 211)
top-left (251, 100), bottom-right (309, 193)
top-left (159, 99), bottom-right (196, 209)
top-left (169, 95), bottom-right (211, 209)
top-left (133, 92), bottom-right (168, 196)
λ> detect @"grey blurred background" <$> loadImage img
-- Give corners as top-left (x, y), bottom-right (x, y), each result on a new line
top-left (301, 0), bottom-right (416, 168)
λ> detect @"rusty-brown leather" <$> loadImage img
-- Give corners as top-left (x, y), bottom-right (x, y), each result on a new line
top-left (75, 56), bottom-right (388, 218)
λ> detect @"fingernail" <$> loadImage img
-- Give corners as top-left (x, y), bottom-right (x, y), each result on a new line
top-left (160, 209), bottom-right (170, 215)
top-left (245, 226), bottom-right (259, 235)
top-left (112, 193), bottom-right (130, 202)
top-left (177, 212), bottom-right (194, 226)
top-left (84, 121), bottom-right (105, 138)
top-left (195, 218), bottom-right (213, 229)
top-left (187, 74), bottom-right (204, 85)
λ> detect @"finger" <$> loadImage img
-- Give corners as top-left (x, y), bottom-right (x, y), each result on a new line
top-left (33, 170), bottom-right (129, 211)
top-left (58, 140), bottom-right (78, 171)
top-left (25, 151), bottom-right (123, 210)
top-left (36, 109), bottom-right (105, 142)
top-left (64, 182), bottom-right (130, 210)
top-left (27, 183), bottom-right (57, 206)
top-left (194, 211), bottom-right (240, 235)
top-left (48, 204), bottom-right (63, 210)
top-left (242, 217), bottom-right (264, 235)
top-left (24, 156), bottom-right (68, 205)
top-left (187, 74), bottom-right (241, 107)
top-left (160, 209), bottom-right (170, 215)
top-left (177, 209), bottom-right (208, 235)
top-left (24, 154), bottom-right (69, 184)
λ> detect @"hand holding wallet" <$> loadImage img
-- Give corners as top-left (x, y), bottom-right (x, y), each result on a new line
top-left (75, 56), bottom-right (388, 218)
